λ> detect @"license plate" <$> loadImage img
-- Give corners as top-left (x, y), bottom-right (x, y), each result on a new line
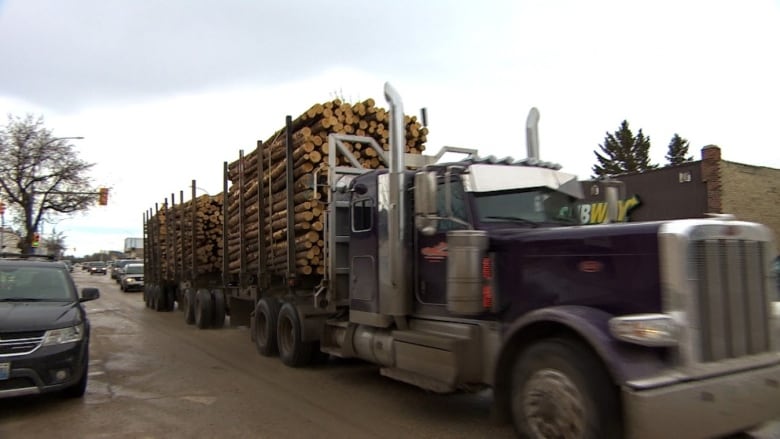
top-left (0, 362), bottom-right (9, 380)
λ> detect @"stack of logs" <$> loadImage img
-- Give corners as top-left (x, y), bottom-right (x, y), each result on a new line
top-left (150, 193), bottom-right (224, 278)
top-left (226, 97), bottom-right (428, 277)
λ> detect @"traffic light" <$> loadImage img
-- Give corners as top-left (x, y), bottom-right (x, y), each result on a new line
top-left (32, 232), bottom-right (40, 248)
top-left (98, 188), bottom-right (109, 206)
top-left (0, 202), bottom-right (5, 215)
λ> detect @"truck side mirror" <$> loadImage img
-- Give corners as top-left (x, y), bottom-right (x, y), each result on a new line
top-left (414, 171), bottom-right (438, 236)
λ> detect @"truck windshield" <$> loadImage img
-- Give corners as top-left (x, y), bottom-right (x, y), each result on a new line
top-left (474, 188), bottom-right (579, 226)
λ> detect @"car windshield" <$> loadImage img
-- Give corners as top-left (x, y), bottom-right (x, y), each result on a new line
top-left (125, 265), bottom-right (144, 275)
top-left (0, 267), bottom-right (73, 301)
top-left (474, 188), bottom-right (580, 226)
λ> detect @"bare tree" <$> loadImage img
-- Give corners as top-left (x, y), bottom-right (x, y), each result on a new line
top-left (0, 114), bottom-right (97, 253)
top-left (43, 229), bottom-right (68, 258)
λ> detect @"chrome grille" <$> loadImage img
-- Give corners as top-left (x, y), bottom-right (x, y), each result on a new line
top-left (0, 333), bottom-right (45, 357)
top-left (692, 239), bottom-right (771, 362)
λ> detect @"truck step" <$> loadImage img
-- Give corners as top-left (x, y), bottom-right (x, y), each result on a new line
top-left (380, 367), bottom-right (455, 393)
top-left (391, 329), bottom-right (465, 351)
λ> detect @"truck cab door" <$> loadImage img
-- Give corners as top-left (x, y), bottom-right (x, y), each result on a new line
top-left (415, 178), bottom-right (469, 306)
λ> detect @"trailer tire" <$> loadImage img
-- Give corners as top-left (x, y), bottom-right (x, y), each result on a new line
top-left (183, 288), bottom-right (196, 324)
top-left (194, 288), bottom-right (213, 329)
top-left (164, 286), bottom-right (176, 312)
top-left (510, 338), bottom-right (621, 439)
top-left (277, 302), bottom-right (314, 367)
top-left (211, 289), bottom-right (226, 328)
top-left (150, 286), bottom-right (161, 310)
top-left (254, 297), bottom-right (281, 356)
top-left (143, 286), bottom-right (151, 308)
top-left (155, 286), bottom-right (168, 312)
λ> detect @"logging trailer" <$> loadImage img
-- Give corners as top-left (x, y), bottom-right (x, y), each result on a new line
top-left (143, 83), bottom-right (780, 438)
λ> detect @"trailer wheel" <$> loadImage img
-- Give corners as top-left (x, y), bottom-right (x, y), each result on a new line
top-left (164, 286), bottom-right (176, 312)
top-left (510, 338), bottom-right (621, 439)
top-left (194, 288), bottom-right (213, 329)
top-left (183, 288), bottom-right (196, 324)
top-left (254, 297), bottom-right (281, 356)
top-left (211, 289), bottom-right (226, 328)
top-left (277, 302), bottom-right (314, 367)
top-left (150, 286), bottom-right (161, 310)
top-left (155, 286), bottom-right (168, 312)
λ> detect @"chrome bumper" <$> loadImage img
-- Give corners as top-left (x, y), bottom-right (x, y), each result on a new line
top-left (624, 362), bottom-right (780, 439)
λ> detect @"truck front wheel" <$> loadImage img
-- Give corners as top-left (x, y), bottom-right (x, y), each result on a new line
top-left (511, 338), bottom-right (621, 439)
top-left (254, 297), bottom-right (280, 356)
top-left (277, 302), bottom-right (314, 367)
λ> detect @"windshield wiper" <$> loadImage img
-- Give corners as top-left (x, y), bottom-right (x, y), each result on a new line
top-left (0, 297), bottom-right (47, 302)
top-left (484, 216), bottom-right (540, 227)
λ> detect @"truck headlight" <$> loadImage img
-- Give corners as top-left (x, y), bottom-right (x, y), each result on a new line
top-left (43, 323), bottom-right (84, 346)
top-left (609, 314), bottom-right (678, 347)
top-left (126, 278), bottom-right (135, 283)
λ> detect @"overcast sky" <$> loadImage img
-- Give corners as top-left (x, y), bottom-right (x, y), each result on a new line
top-left (1, 0), bottom-right (779, 257)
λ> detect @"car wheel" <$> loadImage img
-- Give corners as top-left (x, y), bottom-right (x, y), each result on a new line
top-left (510, 338), bottom-right (621, 439)
top-left (254, 297), bottom-right (281, 356)
top-left (62, 350), bottom-right (89, 398)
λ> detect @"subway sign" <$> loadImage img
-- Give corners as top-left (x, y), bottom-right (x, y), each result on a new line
top-left (560, 195), bottom-right (642, 224)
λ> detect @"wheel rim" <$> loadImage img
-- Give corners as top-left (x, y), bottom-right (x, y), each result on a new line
top-left (521, 368), bottom-right (585, 439)
top-left (278, 314), bottom-right (294, 355)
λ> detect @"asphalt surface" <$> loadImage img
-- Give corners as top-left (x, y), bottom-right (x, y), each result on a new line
top-left (0, 269), bottom-right (778, 439)
top-left (0, 269), bottom-right (514, 439)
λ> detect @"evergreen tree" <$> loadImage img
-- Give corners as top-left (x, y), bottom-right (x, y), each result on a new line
top-left (665, 133), bottom-right (693, 165)
top-left (592, 120), bottom-right (657, 178)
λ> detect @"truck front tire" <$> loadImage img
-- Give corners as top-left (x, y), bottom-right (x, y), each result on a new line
top-left (511, 338), bottom-right (621, 439)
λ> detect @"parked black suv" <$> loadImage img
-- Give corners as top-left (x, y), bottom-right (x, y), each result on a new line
top-left (0, 255), bottom-right (99, 398)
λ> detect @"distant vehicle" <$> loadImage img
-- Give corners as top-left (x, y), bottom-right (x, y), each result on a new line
top-left (89, 261), bottom-right (107, 275)
top-left (112, 259), bottom-right (142, 282)
top-left (62, 260), bottom-right (74, 272)
top-left (0, 253), bottom-right (100, 398)
top-left (120, 263), bottom-right (144, 292)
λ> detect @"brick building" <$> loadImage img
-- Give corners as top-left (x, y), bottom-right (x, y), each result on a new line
top-left (580, 145), bottom-right (780, 245)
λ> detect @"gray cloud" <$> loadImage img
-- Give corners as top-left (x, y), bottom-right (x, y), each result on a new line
top-left (0, 0), bottom-right (513, 111)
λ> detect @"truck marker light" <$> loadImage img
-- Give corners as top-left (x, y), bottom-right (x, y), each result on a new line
top-left (578, 260), bottom-right (603, 273)
top-left (609, 314), bottom-right (678, 347)
top-left (482, 257), bottom-right (493, 309)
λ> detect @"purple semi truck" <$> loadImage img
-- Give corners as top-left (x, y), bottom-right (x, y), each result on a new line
top-left (143, 83), bottom-right (780, 438)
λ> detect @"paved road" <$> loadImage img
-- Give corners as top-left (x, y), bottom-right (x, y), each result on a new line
top-left (1, 269), bottom-right (778, 439)
top-left (0, 270), bottom-right (514, 439)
